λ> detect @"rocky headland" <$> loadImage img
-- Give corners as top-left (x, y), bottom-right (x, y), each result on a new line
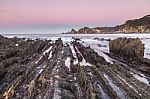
top-left (64, 15), bottom-right (150, 34)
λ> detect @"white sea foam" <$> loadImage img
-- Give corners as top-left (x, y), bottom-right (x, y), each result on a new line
top-left (3, 33), bottom-right (150, 59)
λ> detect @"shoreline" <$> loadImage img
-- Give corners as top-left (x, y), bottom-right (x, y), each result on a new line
top-left (0, 35), bottom-right (150, 98)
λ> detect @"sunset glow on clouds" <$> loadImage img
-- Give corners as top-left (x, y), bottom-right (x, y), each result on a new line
top-left (0, 0), bottom-right (150, 33)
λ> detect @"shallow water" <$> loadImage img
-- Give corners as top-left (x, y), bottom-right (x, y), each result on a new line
top-left (103, 74), bottom-right (126, 99)
top-left (2, 33), bottom-right (150, 59)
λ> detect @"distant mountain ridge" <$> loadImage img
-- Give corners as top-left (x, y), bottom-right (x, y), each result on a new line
top-left (64, 15), bottom-right (150, 34)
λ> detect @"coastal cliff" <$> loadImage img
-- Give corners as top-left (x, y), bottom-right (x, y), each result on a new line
top-left (65, 15), bottom-right (150, 34)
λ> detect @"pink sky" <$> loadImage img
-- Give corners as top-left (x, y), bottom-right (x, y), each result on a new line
top-left (0, 0), bottom-right (150, 33)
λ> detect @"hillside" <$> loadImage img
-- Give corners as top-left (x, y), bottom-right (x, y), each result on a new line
top-left (65, 15), bottom-right (150, 34)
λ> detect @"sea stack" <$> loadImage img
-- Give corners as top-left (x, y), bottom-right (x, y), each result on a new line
top-left (109, 37), bottom-right (145, 59)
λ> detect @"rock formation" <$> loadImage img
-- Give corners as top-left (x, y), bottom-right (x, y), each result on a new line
top-left (70, 28), bottom-right (78, 34)
top-left (0, 35), bottom-right (50, 94)
top-left (1, 36), bottom-right (150, 99)
top-left (64, 15), bottom-right (150, 34)
top-left (109, 37), bottom-right (144, 59)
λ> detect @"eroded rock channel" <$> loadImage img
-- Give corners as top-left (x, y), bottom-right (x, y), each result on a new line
top-left (0, 35), bottom-right (150, 99)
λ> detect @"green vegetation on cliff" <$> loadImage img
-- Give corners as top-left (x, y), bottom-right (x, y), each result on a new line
top-left (65, 15), bottom-right (150, 34)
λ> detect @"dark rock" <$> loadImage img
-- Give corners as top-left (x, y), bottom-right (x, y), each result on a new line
top-left (93, 38), bottom-right (105, 41)
top-left (72, 37), bottom-right (81, 41)
top-left (59, 81), bottom-right (72, 91)
top-left (141, 37), bottom-right (150, 40)
top-left (0, 35), bottom-right (50, 93)
top-left (109, 37), bottom-right (144, 59)
top-left (76, 53), bottom-right (83, 62)
top-left (105, 39), bottom-right (111, 41)
top-left (61, 89), bottom-right (75, 99)
top-left (77, 27), bottom-right (102, 34)
top-left (70, 64), bottom-right (78, 73)
top-left (73, 41), bottom-right (106, 65)
top-left (146, 53), bottom-right (150, 55)
top-left (93, 37), bottom-right (111, 41)
top-left (93, 38), bottom-right (100, 40)
top-left (70, 29), bottom-right (77, 34)
top-left (97, 44), bottom-right (107, 47)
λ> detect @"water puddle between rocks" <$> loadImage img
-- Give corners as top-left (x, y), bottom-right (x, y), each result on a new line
top-left (43, 46), bottom-right (52, 55)
top-left (83, 44), bottom-right (114, 64)
top-left (53, 80), bottom-right (61, 99)
top-left (96, 83), bottom-right (110, 99)
top-left (65, 57), bottom-right (71, 71)
top-left (130, 72), bottom-right (149, 85)
top-left (104, 74), bottom-right (126, 99)
top-left (69, 43), bottom-right (78, 64)
top-left (75, 46), bottom-right (92, 66)
top-left (36, 65), bottom-right (47, 77)
top-left (117, 75), bottom-right (138, 94)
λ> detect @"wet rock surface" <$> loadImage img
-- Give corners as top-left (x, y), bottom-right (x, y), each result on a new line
top-left (109, 37), bottom-right (144, 59)
top-left (0, 35), bottom-right (49, 94)
top-left (108, 38), bottom-right (150, 76)
top-left (0, 35), bottom-right (150, 99)
top-left (93, 37), bottom-right (111, 41)
top-left (97, 44), bottom-right (107, 47)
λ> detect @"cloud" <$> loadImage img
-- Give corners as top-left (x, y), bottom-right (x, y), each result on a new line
top-left (0, 9), bottom-right (7, 12)
top-left (0, 9), bottom-right (23, 18)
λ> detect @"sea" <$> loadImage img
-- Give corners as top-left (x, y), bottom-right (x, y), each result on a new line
top-left (2, 33), bottom-right (150, 59)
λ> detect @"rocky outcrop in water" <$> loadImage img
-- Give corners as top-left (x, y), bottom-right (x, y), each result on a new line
top-left (70, 28), bottom-right (78, 34)
top-left (108, 37), bottom-right (150, 75)
top-left (109, 37), bottom-right (144, 59)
